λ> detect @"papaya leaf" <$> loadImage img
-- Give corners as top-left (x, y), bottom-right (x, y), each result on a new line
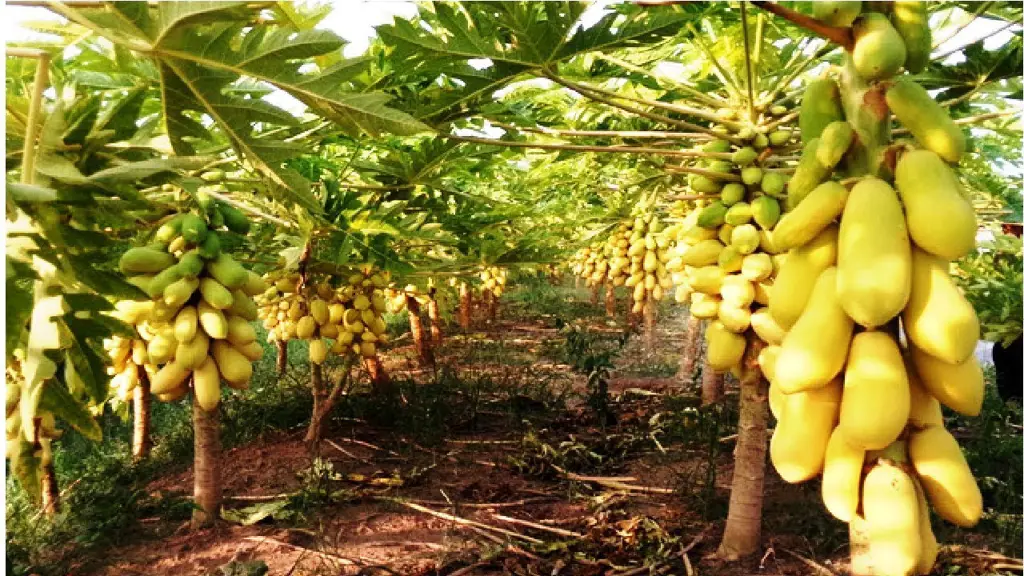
top-left (38, 377), bottom-right (102, 442)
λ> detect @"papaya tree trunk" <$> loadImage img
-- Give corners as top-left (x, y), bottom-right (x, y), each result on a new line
top-left (407, 295), bottom-right (434, 367)
top-left (427, 287), bottom-right (442, 347)
top-left (589, 284), bottom-right (600, 306)
top-left (459, 282), bottom-right (472, 330)
top-left (364, 354), bottom-right (391, 393)
top-left (306, 362), bottom-right (351, 447)
top-left (305, 363), bottom-right (325, 448)
top-left (604, 282), bottom-right (616, 317)
top-left (131, 371), bottom-right (151, 461)
top-left (680, 316), bottom-right (703, 387)
top-left (643, 299), bottom-right (657, 350)
top-left (487, 291), bottom-right (499, 323)
top-left (275, 340), bottom-right (287, 376)
top-left (701, 357), bottom-right (724, 406)
top-left (717, 338), bottom-right (768, 559)
top-left (191, 394), bottom-right (222, 528)
top-left (40, 460), bottom-right (59, 517)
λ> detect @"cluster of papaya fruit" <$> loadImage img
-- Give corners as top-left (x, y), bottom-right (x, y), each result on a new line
top-left (665, 109), bottom-right (794, 374)
top-left (569, 239), bottom-right (612, 289)
top-left (115, 212), bottom-right (266, 411)
top-left (4, 358), bottom-right (61, 470)
top-left (765, 3), bottom-right (981, 574)
top-left (256, 268), bottom-right (390, 363)
top-left (384, 283), bottom-right (429, 314)
top-left (478, 266), bottom-right (508, 298)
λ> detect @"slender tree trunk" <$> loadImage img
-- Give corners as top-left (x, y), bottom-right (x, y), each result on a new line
top-left (131, 371), bottom-right (151, 461)
top-left (589, 284), bottom-right (600, 306)
top-left (427, 288), bottom-right (442, 347)
top-left (40, 461), bottom-right (59, 516)
top-left (407, 296), bottom-right (434, 367)
top-left (604, 282), bottom-right (616, 317)
top-left (275, 340), bottom-right (287, 375)
top-left (487, 291), bottom-right (499, 323)
top-left (305, 363), bottom-right (325, 447)
top-left (364, 354), bottom-right (391, 393)
top-left (643, 299), bottom-right (657, 350)
top-left (679, 316), bottom-right (703, 387)
top-left (459, 282), bottom-right (472, 330)
top-left (717, 338), bottom-right (769, 559)
top-left (191, 395), bottom-right (222, 528)
top-left (306, 364), bottom-right (351, 447)
top-left (702, 357), bottom-right (725, 405)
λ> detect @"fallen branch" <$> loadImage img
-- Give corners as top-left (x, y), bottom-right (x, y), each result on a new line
top-left (325, 438), bottom-right (375, 466)
top-left (226, 492), bottom-right (295, 502)
top-left (386, 499), bottom-right (544, 544)
top-left (492, 513), bottom-right (584, 538)
top-left (413, 496), bottom-right (556, 509)
top-left (780, 548), bottom-right (837, 576)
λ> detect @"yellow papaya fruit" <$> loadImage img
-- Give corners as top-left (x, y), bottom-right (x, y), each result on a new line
top-left (787, 139), bottom-right (833, 211)
top-left (174, 305), bottom-right (198, 344)
top-left (906, 361), bottom-right (944, 428)
top-left (891, 2), bottom-right (931, 73)
top-left (360, 341), bottom-right (377, 358)
top-left (908, 426), bottom-right (982, 527)
top-left (198, 300), bottom-right (228, 340)
top-left (909, 345), bottom-right (984, 417)
top-left (775, 268), bottom-right (854, 394)
top-left (767, 380), bottom-right (785, 418)
top-left (199, 277), bottom-right (234, 310)
top-left (740, 253), bottom-right (773, 282)
top-left (680, 240), bottom-right (725, 267)
top-left (888, 81), bottom-right (966, 164)
top-left (193, 356), bottom-right (221, 412)
top-left (770, 378), bottom-right (841, 483)
top-left (903, 247), bottom-right (980, 364)
top-left (862, 461), bottom-right (921, 576)
top-left (687, 266), bottom-right (726, 295)
top-left (211, 340), bottom-right (252, 388)
top-left (689, 293), bottom-right (720, 319)
top-left (717, 303), bottom-right (751, 333)
top-left (296, 315), bottom-right (317, 339)
top-left (228, 289), bottom-right (258, 321)
top-left (816, 121), bottom-right (855, 169)
top-left (773, 181), bottom-right (849, 252)
top-left (706, 320), bottom-right (746, 372)
top-left (799, 79), bottom-right (844, 145)
top-left (156, 386), bottom-right (189, 403)
top-left (821, 427), bottom-right (865, 522)
top-left (838, 332), bottom-right (911, 450)
top-left (236, 340), bottom-right (264, 362)
top-left (718, 246), bottom-right (743, 273)
top-left (730, 224), bottom-right (760, 255)
top-left (150, 361), bottom-right (191, 395)
top-left (759, 345), bottom-right (781, 386)
top-left (147, 331), bottom-right (177, 365)
top-left (912, 475), bottom-right (940, 576)
top-left (753, 281), bottom-right (771, 306)
top-left (852, 13), bottom-right (907, 81)
top-left (894, 150), bottom-right (976, 259)
top-left (226, 315), bottom-right (256, 346)
top-left (174, 330), bottom-right (209, 370)
top-left (770, 224), bottom-right (839, 329)
top-left (309, 339), bottom-right (328, 365)
top-left (836, 178), bottom-right (912, 328)
top-left (750, 309), bottom-right (786, 346)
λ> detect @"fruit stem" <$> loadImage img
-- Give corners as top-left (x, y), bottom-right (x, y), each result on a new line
top-left (750, 2), bottom-right (855, 50)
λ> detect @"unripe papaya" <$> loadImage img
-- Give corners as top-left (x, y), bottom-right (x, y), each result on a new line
top-left (703, 139), bottom-right (731, 153)
top-left (862, 461), bottom-right (921, 576)
top-left (768, 130), bottom-right (791, 147)
top-left (891, 2), bottom-right (931, 73)
top-left (198, 231), bottom-right (221, 260)
top-left (691, 175), bottom-right (723, 194)
top-left (770, 378), bottom-right (841, 483)
top-left (243, 271), bottom-right (269, 297)
top-left (150, 361), bottom-right (191, 395)
top-left (812, 1), bottom-right (861, 26)
top-left (815, 121), bottom-right (855, 168)
top-left (199, 277), bottom-right (234, 310)
top-left (741, 166), bottom-right (763, 186)
top-left (706, 320), bottom-right (745, 372)
top-left (219, 204), bottom-right (251, 234)
top-left (178, 250), bottom-right (205, 279)
top-left (775, 268), bottom-right (854, 394)
top-left (724, 202), bottom-right (753, 226)
top-left (839, 332), bottom-right (911, 450)
top-left (163, 277), bottom-right (199, 312)
top-left (154, 214), bottom-right (185, 243)
top-left (228, 290), bottom-right (258, 321)
top-left (894, 149), bottom-right (976, 259)
top-left (750, 196), bottom-right (780, 229)
top-left (821, 427), bottom-right (865, 522)
top-left (909, 345), bottom-right (984, 417)
top-left (680, 240), bottom-right (725, 267)
top-left (750, 308), bottom-right (786, 345)
top-left (773, 181), bottom-right (849, 252)
top-left (903, 247), bottom-right (980, 364)
top-left (179, 214), bottom-right (208, 244)
top-left (212, 340), bottom-right (252, 388)
top-left (119, 247), bottom-right (176, 275)
top-left (752, 133), bottom-right (769, 150)
top-left (907, 361), bottom-right (944, 428)
top-left (731, 147), bottom-right (758, 167)
top-left (770, 224), bottom-right (839, 329)
top-left (697, 202), bottom-right (728, 229)
top-left (206, 253), bottom-right (249, 290)
top-left (887, 80), bottom-right (965, 163)
top-left (852, 13), bottom-right (907, 81)
top-left (760, 172), bottom-right (786, 198)
top-left (800, 79), bottom-right (844, 145)
top-left (836, 178), bottom-right (912, 327)
top-left (787, 139), bottom-right (832, 210)
top-left (908, 426), bottom-right (982, 527)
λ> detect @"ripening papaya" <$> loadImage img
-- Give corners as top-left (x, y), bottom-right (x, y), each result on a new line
top-left (119, 247), bottom-right (176, 275)
top-left (751, 196), bottom-right (781, 230)
top-left (906, 361), bottom-right (944, 428)
top-left (226, 315), bottom-right (256, 347)
top-left (750, 309), bottom-right (787, 346)
top-left (198, 300), bottom-right (228, 340)
top-left (891, 2), bottom-right (931, 74)
top-left (821, 427), bottom-right (865, 522)
top-left (206, 253), bottom-right (249, 290)
top-left (154, 214), bottom-right (185, 243)
top-left (720, 275), bottom-right (756, 308)
top-left (211, 340), bottom-right (253, 388)
top-left (688, 265), bottom-right (726, 295)
top-left (816, 121), bottom-right (855, 169)
top-left (730, 224), bottom-right (760, 255)
top-left (836, 178), bottom-right (912, 327)
top-left (718, 303), bottom-right (751, 333)
top-left (164, 277), bottom-right (200, 311)
top-left (689, 293), bottom-right (720, 319)
top-left (199, 277), bottom-right (234, 310)
top-left (787, 140), bottom-right (832, 211)
top-left (912, 475), bottom-right (940, 576)
top-left (770, 224), bottom-right (839, 329)
top-left (147, 331), bottom-right (177, 365)
top-left (706, 320), bottom-right (746, 372)
top-left (760, 345), bottom-right (781, 386)
top-left (908, 426), bottom-right (983, 527)
top-left (228, 289), bottom-right (258, 321)
top-left (775, 267), bottom-right (854, 394)
top-left (193, 356), bottom-right (221, 411)
top-left (838, 332), bottom-right (911, 450)
top-left (773, 182), bottom-right (849, 252)
top-left (800, 79), bottom-right (845, 145)
top-left (894, 150), bottom-right (976, 259)
top-left (887, 80), bottom-right (965, 163)
top-left (236, 340), bottom-right (264, 362)
top-left (243, 271), bottom-right (269, 297)
top-left (296, 315), bottom-right (317, 339)
top-left (725, 202), bottom-right (753, 226)
top-left (852, 13), bottom-right (907, 81)
top-left (909, 345), bottom-right (984, 417)
top-left (309, 338), bottom-right (328, 365)
top-left (150, 361), bottom-right (191, 395)
top-left (862, 461), bottom-right (922, 576)
top-left (812, 1), bottom-right (861, 26)
top-left (681, 240), bottom-right (724, 267)
top-left (770, 378), bottom-right (841, 483)
top-left (174, 329), bottom-right (210, 370)
top-left (903, 247), bottom-right (980, 364)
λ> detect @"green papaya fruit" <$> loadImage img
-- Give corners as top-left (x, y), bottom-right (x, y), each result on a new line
top-left (198, 231), bottom-right (221, 260)
top-left (751, 196), bottom-right (782, 230)
top-left (725, 202), bottom-right (753, 226)
top-left (200, 170), bottom-right (225, 183)
top-left (206, 253), bottom-right (249, 290)
top-left (691, 175), bottom-right (724, 194)
top-left (219, 204), bottom-right (251, 235)
top-left (800, 79), bottom-right (845, 144)
top-left (852, 13), bottom-right (907, 81)
top-left (154, 214), bottom-right (185, 243)
top-left (816, 121), bottom-right (856, 168)
top-left (886, 79), bottom-right (966, 163)
top-left (178, 250), bottom-right (205, 279)
top-left (753, 133), bottom-right (770, 150)
top-left (769, 130), bottom-right (792, 146)
top-left (697, 202), bottom-right (729, 229)
top-left (148, 264), bottom-right (186, 299)
top-left (732, 147), bottom-right (758, 166)
top-left (703, 139), bottom-right (732, 154)
top-left (891, 2), bottom-right (931, 74)
top-left (180, 214), bottom-right (208, 244)
top-left (721, 183), bottom-right (747, 206)
top-left (709, 160), bottom-right (734, 175)
top-left (742, 166), bottom-right (763, 186)
top-left (761, 172), bottom-right (787, 198)
top-left (787, 138), bottom-right (832, 210)
top-left (812, 1), bottom-right (862, 26)
top-left (118, 247), bottom-right (176, 275)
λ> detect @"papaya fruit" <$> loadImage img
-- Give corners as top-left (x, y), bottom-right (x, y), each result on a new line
top-left (813, 1), bottom-right (861, 26)
top-left (891, 2), bottom-right (931, 74)
top-left (838, 331), bottom-right (911, 450)
top-left (309, 339), bottom-right (328, 365)
top-left (718, 303), bottom-right (751, 333)
top-left (836, 177), bottom-right (912, 327)
top-left (720, 183), bottom-right (746, 206)
top-left (198, 231), bottom-right (221, 260)
top-left (167, 235), bottom-right (187, 254)
top-left (775, 267), bottom-right (854, 394)
top-left (706, 320), bottom-right (746, 372)
top-left (174, 330), bottom-right (209, 370)
top-left (296, 315), bottom-right (317, 339)
top-left (724, 202), bottom-right (753, 226)
top-left (730, 224), bottom-right (760, 255)
top-left (219, 204), bottom-right (251, 234)
top-left (760, 172), bottom-right (786, 198)
top-left (193, 356), bottom-right (222, 411)
top-left (718, 247), bottom-right (743, 273)
top-left (815, 121), bottom-right (855, 168)
top-left (750, 308), bottom-right (786, 346)
top-left (717, 223), bottom-right (734, 246)
top-left (691, 175), bottom-right (723, 194)
top-left (758, 229), bottom-right (779, 254)
top-left (903, 247), bottom-right (980, 364)
top-left (821, 427), bottom-right (865, 522)
top-left (887, 80), bottom-right (965, 163)
top-left (154, 214), bottom-right (185, 243)
top-left (150, 361), bottom-right (191, 395)
top-left (770, 378), bottom-right (841, 483)
top-left (235, 340), bottom-right (264, 362)
top-left (731, 147), bottom-right (758, 167)
top-left (800, 79), bottom-right (844, 145)
top-left (697, 201), bottom-right (728, 229)
top-left (909, 345), bottom-right (984, 417)
top-left (751, 196), bottom-right (780, 229)
top-left (147, 330), bottom-right (177, 365)
top-left (760, 345), bottom-right (781, 387)
top-left (180, 214), bottom-right (208, 244)
top-left (198, 300), bottom-right (228, 339)
top-left (769, 224), bottom-right (839, 329)
top-left (768, 130), bottom-right (792, 146)
top-left (720, 275), bottom-right (755, 308)
top-left (211, 340), bottom-right (253, 388)
top-left (687, 266), bottom-right (726, 294)
top-left (740, 253), bottom-right (773, 282)
top-left (680, 240), bottom-right (725, 267)
top-left (703, 139), bottom-right (731, 153)
top-left (708, 160), bottom-right (733, 175)
top-left (243, 271), bottom-right (269, 297)
top-left (119, 247), bottom-right (176, 275)
top-left (773, 181), bottom-right (849, 252)
top-left (912, 475), bottom-right (940, 576)
top-left (177, 250), bottom-right (205, 279)
top-left (226, 315), bottom-right (256, 346)
top-left (199, 277), bottom-right (234, 310)
top-left (208, 206), bottom-right (225, 229)
top-left (689, 293), bottom-right (720, 319)
top-left (894, 149), bottom-right (976, 259)
top-left (753, 133), bottom-right (769, 150)
top-left (206, 253), bottom-right (249, 290)
top-left (907, 361), bottom-right (944, 428)
top-left (228, 289), bottom-right (258, 321)
top-left (163, 277), bottom-right (199, 311)
top-left (862, 461), bottom-right (922, 576)
top-left (741, 166), bottom-right (763, 186)
top-left (787, 139), bottom-right (832, 210)
top-left (908, 426), bottom-right (983, 527)
top-left (852, 13), bottom-right (907, 81)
